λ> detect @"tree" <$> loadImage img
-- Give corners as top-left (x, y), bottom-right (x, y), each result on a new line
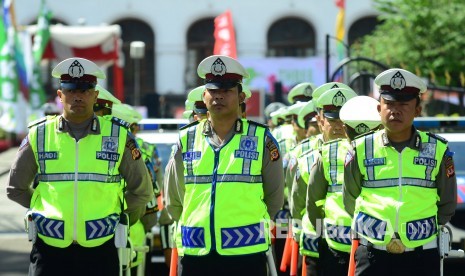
top-left (352, 0), bottom-right (465, 87)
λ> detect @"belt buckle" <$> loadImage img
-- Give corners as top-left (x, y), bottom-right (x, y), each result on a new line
top-left (386, 238), bottom-right (405, 254)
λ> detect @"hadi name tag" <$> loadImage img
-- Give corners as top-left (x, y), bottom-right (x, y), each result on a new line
top-left (38, 151), bottom-right (58, 160)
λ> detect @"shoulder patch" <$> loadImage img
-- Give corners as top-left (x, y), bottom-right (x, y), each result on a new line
top-left (266, 137), bottom-right (280, 161)
top-left (111, 116), bottom-right (131, 129)
top-left (247, 119), bottom-right (269, 129)
top-left (427, 132), bottom-right (448, 144)
top-left (179, 120), bottom-right (199, 130)
top-left (19, 136), bottom-right (29, 150)
top-left (126, 137), bottom-right (142, 160)
top-left (445, 148), bottom-right (455, 178)
top-left (27, 117), bottom-right (48, 128)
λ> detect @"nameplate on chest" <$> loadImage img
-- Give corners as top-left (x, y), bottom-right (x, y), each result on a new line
top-left (183, 151), bottom-right (202, 161)
top-left (413, 157), bottom-right (437, 167)
top-left (38, 151), bottom-right (58, 160)
top-left (96, 151), bottom-right (120, 161)
top-left (363, 157), bottom-right (385, 167)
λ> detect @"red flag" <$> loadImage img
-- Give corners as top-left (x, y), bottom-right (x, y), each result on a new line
top-left (335, 0), bottom-right (345, 9)
top-left (213, 10), bottom-right (237, 59)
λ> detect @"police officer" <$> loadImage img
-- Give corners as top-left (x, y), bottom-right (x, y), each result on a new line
top-left (112, 103), bottom-right (160, 274)
top-left (41, 102), bottom-right (61, 116)
top-left (165, 55), bottom-right (284, 276)
top-left (343, 68), bottom-right (457, 276)
top-left (290, 82), bottom-right (355, 275)
top-left (6, 57), bottom-right (153, 276)
top-left (187, 85), bottom-right (209, 121)
top-left (264, 102), bottom-right (286, 131)
top-left (306, 92), bottom-right (380, 276)
top-left (93, 84), bottom-right (121, 116)
top-left (183, 99), bottom-right (195, 122)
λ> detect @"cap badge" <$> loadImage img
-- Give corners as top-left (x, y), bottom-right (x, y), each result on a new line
top-left (68, 60), bottom-right (85, 78)
top-left (390, 71), bottom-right (406, 90)
top-left (332, 90), bottom-right (347, 106)
top-left (355, 123), bottom-right (370, 134)
top-left (303, 85), bottom-right (313, 97)
top-left (211, 58), bottom-right (227, 76)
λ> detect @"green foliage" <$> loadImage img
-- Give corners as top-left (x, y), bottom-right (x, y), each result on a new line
top-left (352, 0), bottom-right (465, 86)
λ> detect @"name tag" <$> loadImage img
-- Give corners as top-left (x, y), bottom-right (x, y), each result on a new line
top-left (38, 151), bottom-right (58, 160)
top-left (183, 151), bottom-right (202, 161)
top-left (96, 151), bottom-right (120, 161)
top-left (234, 150), bottom-right (259, 160)
top-left (364, 157), bottom-right (385, 167)
top-left (413, 157), bottom-right (437, 167)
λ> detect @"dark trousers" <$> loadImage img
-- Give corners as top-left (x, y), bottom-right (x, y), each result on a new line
top-left (304, 255), bottom-right (319, 276)
top-left (180, 251), bottom-right (267, 276)
top-left (318, 239), bottom-right (349, 276)
top-left (29, 238), bottom-right (119, 276)
top-left (355, 244), bottom-right (440, 276)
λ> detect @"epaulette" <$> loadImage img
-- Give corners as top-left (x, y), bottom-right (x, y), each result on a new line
top-left (427, 132), bottom-right (448, 144)
top-left (247, 119), bottom-right (269, 129)
top-left (27, 117), bottom-right (48, 129)
top-left (179, 120), bottom-right (199, 130)
top-left (354, 130), bottom-right (375, 140)
top-left (323, 138), bottom-right (343, 145)
top-left (298, 147), bottom-right (316, 158)
top-left (110, 116), bottom-right (131, 129)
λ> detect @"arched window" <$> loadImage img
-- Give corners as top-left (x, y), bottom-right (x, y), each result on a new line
top-left (186, 18), bottom-right (215, 88)
top-left (348, 16), bottom-right (379, 46)
top-left (267, 17), bottom-right (316, 57)
top-left (108, 18), bottom-right (155, 104)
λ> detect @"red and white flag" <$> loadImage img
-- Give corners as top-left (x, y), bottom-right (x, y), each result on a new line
top-left (213, 10), bottom-right (237, 59)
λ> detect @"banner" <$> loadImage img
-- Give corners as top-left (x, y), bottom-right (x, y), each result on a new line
top-left (238, 57), bottom-right (329, 94)
top-left (0, 0), bottom-right (20, 132)
top-left (30, 0), bottom-right (52, 109)
top-left (213, 10), bottom-right (237, 59)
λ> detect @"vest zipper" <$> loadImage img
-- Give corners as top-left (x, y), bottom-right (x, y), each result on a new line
top-left (73, 141), bottom-right (79, 242)
top-left (395, 151), bottom-right (403, 234)
top-left (210, 149), bottom-right (220, 251)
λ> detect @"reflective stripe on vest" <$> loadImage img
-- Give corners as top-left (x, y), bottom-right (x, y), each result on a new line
top-left (85, 213), bottom-right (119, 240)
top-left (321, 139), bottom-right (353, 252)
top-left (37, 173), bottom-right (122, 183)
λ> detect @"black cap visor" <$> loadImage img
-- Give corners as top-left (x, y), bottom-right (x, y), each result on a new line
top-left (61, 82), bottom-right (96, 90)
top-left (380, 91), bottom-right (418, 102)
top-left (323, 111), bottom-right (340, 119)
top-left (205, 80), bottom-right (239, 90)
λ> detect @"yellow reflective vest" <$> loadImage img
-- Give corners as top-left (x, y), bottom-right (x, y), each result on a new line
top-left (178, 119), bottom-right (270, 256)
top-left (296, 148), bottom-right (320, 257)
top-left (321, 139), bottom-right (352, 252)
top-left (28, 116), bottom-right (127, 248)
top-left (353, 130), bottom-right (446, 248)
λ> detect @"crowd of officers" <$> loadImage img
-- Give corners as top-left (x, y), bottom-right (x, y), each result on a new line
top-left (5, 54), bottom-right (457, 276)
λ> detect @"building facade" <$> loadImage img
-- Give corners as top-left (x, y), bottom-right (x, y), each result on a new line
top-left (15, 0), bottom-right (380, 116)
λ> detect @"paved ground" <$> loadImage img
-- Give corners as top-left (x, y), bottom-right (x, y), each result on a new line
top-left (0, 147), bottom-right (30, 276)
